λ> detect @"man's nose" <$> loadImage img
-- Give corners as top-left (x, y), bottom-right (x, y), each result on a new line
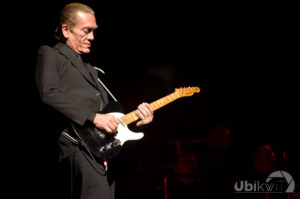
top-left (87, 31), bottom-right (95, 40)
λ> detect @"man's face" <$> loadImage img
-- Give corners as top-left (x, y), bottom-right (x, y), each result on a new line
top-left (64, 11), bottom-right (97, 54)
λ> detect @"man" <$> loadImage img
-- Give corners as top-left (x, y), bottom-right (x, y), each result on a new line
top-left (35, 3), bottom-right (154, 199)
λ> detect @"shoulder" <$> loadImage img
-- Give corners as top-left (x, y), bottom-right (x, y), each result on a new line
top-left (36, 44), bottom-right (65, 67)
top-left (37, 44), bottom-right (57, 57)
top-left (38, 44), bottom-right (52, 51)
top-left (37, 43), bottom-right (68, 60)
top-left (38, 42), bottom-right (66, 54)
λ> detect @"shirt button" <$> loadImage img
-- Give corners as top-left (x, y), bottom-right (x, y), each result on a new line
top-left (96, 92), bottom-right (100, 96)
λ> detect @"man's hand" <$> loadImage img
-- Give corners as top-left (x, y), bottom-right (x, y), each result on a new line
top-left (93, 113), bottom-right (119, 133)
top-left (136, 102), bottom-right (154, 126)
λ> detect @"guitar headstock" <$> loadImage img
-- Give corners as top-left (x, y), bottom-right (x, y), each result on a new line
top-left (175, 87), bottom-right (200, 97)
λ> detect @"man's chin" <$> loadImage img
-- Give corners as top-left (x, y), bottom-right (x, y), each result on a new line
top-left (80, 48), bottom-right (91, 54)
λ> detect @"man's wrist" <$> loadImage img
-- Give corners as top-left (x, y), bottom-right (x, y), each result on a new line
top-left (88, 112), bottom-right (96, 123)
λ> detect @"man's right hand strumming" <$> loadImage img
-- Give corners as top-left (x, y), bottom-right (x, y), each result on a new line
top-left (93, 113), bottom-right (119, 133)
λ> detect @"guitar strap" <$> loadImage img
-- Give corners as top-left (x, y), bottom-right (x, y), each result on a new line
top-left (61, 131), bottom-right (82, 145)
top-left (93, 67), bottom-right (118, 103)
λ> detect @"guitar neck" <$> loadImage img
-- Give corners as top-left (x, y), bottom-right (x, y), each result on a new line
top-left (121, 92), bottom-right (181, 125)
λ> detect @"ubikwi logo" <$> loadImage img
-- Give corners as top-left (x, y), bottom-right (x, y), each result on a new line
top-left (234, 170), bottom-right (295, 193)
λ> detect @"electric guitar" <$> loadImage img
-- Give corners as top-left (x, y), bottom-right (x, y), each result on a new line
top-left (71, 87), bottom-right (200, 159)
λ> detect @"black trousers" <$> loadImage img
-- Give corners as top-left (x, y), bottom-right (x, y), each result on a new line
top-left (57, 134), bottom-right (115, 199)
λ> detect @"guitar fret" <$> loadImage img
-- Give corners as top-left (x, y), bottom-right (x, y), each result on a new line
top-left (121, 111), bottom-right (139, 125)
top-left (151, 103), bottom-right (158, 110)
top-left (158, 100), bottom-right (162, 105)
top-left (152, 94), bottom-right (176, 111)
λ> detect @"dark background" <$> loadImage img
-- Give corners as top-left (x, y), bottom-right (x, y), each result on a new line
top-left (3, 1), bottom-right (298, 198)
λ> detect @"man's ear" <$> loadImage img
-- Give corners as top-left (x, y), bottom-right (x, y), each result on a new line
top-left (61, 24), bottom-right (70, 39)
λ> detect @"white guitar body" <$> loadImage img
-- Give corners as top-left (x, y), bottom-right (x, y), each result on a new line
top-left (110, 112), bottom-right (144, 145)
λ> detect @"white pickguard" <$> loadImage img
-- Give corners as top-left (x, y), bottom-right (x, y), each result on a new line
top-left (109, 112), bottom-right (144, 145)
